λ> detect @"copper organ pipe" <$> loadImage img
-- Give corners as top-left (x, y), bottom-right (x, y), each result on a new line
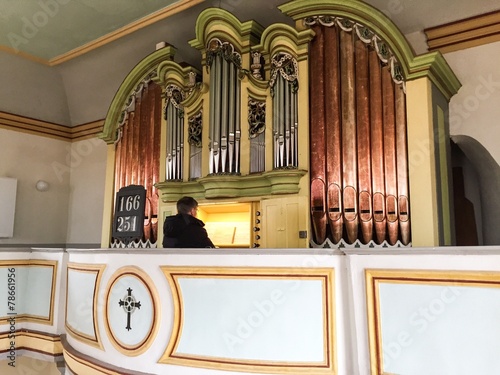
top-left (141, 85), bottom-right (151, 242)
top-left (131, 92), bottom-right (142, 185)
top-left (309, 25), bottom-right (328, 244)
top-left (369, 49), bottom-right (387, 244)
top-left (324, 26), bottom-right (343, 244)
top-left (113, 82), bottom-right (162, 245)
top-left (382, 66), bottom-right (399, 245)
top-left (122, 113), bottom-right (132, 188)
top-left (151, 84), bottom-right (162, 243)
top-left (395, 85), bottom-right (411, 245)
top-left (114, 121), bottom-right (123, 194)
top-left (340, 30), bottom-right (358, 244)
top-left (355, 39), bottom-right (373, 244)
top-left (309, 24), bottom-right (411, 246)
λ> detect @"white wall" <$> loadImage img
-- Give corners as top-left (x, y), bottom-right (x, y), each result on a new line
top-left (0, 130), bottom-right (108, 247)
top-left (0, 52), bottom-right (71, 125)
top-left (446, 40), bottom-right (500, 165)
top-left (55, 38), bottom-right (158, 127)
top-left (0, 129), bottom-right (70, 245)
top-left (65, 138), bottom-right (107, 246)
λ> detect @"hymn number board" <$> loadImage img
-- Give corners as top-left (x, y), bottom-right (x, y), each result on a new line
top-left (112, 185), bottom-right (146, 244)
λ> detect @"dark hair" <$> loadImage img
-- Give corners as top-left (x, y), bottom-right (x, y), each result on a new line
top-left (177, 196), bottom-right (198, 214)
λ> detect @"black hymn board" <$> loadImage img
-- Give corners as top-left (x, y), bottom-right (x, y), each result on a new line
top-left (112, 185), bottom-right (146, 245)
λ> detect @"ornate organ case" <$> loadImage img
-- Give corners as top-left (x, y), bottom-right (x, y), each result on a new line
top-left (99, 1), bottom-right (460, 249)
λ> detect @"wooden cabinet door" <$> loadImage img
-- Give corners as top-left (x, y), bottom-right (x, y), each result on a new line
top-left (261, 196), bottom-right (308, 248)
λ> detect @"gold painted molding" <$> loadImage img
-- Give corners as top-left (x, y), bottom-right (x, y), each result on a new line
top-left (425, 10), bottom-right (500, 54)
top-left (0, 329), bottom-right (62, 356)
top-left (61, 334), bottom-right (151, 375)
top-left (365, 269), bottom-right (500, 375)
top-left (65, 263), bottom-right (105, 350)
top-left (160, 266), bottom-right (337, 374)
top-left (0, 111), bottom-right (104, 142)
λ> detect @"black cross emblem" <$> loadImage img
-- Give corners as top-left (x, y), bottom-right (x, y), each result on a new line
top-left (118, 287), bottom-right (141, 331)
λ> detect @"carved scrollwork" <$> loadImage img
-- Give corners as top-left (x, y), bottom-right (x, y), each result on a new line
top-left (188, 111), bottom-right (203, 147)
top-left (269, 52), bottom-right (299, 96)
top-left (248, 99), bottom-right (266, 139)
top-left (206, 38), bottom-right (242, 71)
top-left (250, 50), bottom-right (264, 80)
top-left (164, 84), bottom-right (186, 119)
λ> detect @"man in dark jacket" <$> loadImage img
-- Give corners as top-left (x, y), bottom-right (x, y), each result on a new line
top-left (162, 196), bottom-right (215, 248)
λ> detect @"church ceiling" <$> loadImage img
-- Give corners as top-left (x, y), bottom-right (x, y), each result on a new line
top-left (0, 0), bottom-right (498, 65)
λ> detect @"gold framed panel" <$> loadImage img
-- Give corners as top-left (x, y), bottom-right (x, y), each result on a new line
top-left (65, 262), bottom-right (105, 349)
top-left (366, 269), bottom-right (500, 375)
top-left (160, 266), bottom-right (337, 374)
top-left (0, 260), bottom-right (57, 325)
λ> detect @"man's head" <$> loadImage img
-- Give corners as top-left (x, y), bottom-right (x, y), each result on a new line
top-left (177, 196), bottom-right (199, 217)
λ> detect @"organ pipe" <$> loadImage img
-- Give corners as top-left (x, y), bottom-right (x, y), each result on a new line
top-left (207, 38), bottom-right (241, 175)
top-left (113, 80), bottom-right (162, 246)
top-left (307, 17), bottom-right (411, 246)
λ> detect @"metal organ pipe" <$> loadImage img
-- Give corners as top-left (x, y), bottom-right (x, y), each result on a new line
top-left (340, 30), bottom-right (359, 244)
top-left (355, 39), bottom-right (373, 244)
top-left (207, 39), bottom-right (241, 175)
top-left (308, 20), bottom-right (411, 246)
top-left (308, 27), bottom-right (328, 244)
top-left (323, 26), bottom-right (343, 244)
top-left (395, 86), bottom-right (411, 245)
top-left (221, 58), bottom-right (229, 173)
top-left (369, 49), bottom-right (386, 244)
top-left (278, 76), bottom-right (285, 167)
top-left (382, 65), bottom-right (398, 245)
top-left (213, 54), bottom-right (222, 173)
top-left (166, 103), bottom-right (173, 180)
top-left (177, 107), bottom-right (184, 180)
top-left (228, 60), bottom-right (235, 173)
top-left (234, 69), bottom-right (241, 174)
top-left (209, 54), bottom-right (216, 174)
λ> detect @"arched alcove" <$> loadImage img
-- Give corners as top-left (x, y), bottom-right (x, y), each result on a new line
top-left (452, 135), bottom-right (500, 245)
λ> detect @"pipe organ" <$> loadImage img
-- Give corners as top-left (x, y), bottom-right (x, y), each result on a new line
top-left (100, 1), bottom-right (460, 249)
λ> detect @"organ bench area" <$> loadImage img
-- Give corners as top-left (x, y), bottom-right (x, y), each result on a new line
top-left (99, 0), bottom-right (460, 249)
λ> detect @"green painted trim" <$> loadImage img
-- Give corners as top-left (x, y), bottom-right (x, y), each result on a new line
top-left (189, 7), bottom-right (264, 52)
top-left (156, 169), bottom-right (307, 202)
top-left (279, 0), bottom-right (461, 99)
top-left (255, 23), bottom-right (315, 58)
top-left (156, 60), bottom-right (199, 86)
top-left (247, 84), bottom-right (269, 101)
top-left (408, 52), bottom-right (461, 101)
top-left (98, 46), bottom-right (176, 143)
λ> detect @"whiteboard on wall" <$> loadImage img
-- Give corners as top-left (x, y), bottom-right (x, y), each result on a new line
top-left (0, 177), bottom-right (17, 238)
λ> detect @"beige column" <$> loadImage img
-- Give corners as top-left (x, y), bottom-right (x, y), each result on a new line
top-left (100, 144), bottom-right (116, 248)
top-left (406, 77), bottom-right (454, 246)
top-left (406, 78), bottom-right (439, 246)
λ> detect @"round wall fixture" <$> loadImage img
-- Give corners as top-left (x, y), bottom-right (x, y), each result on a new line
top-left (36, 180), bottom-right (50, 192)
top-left (104, 266), bottom-right (160, 356)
